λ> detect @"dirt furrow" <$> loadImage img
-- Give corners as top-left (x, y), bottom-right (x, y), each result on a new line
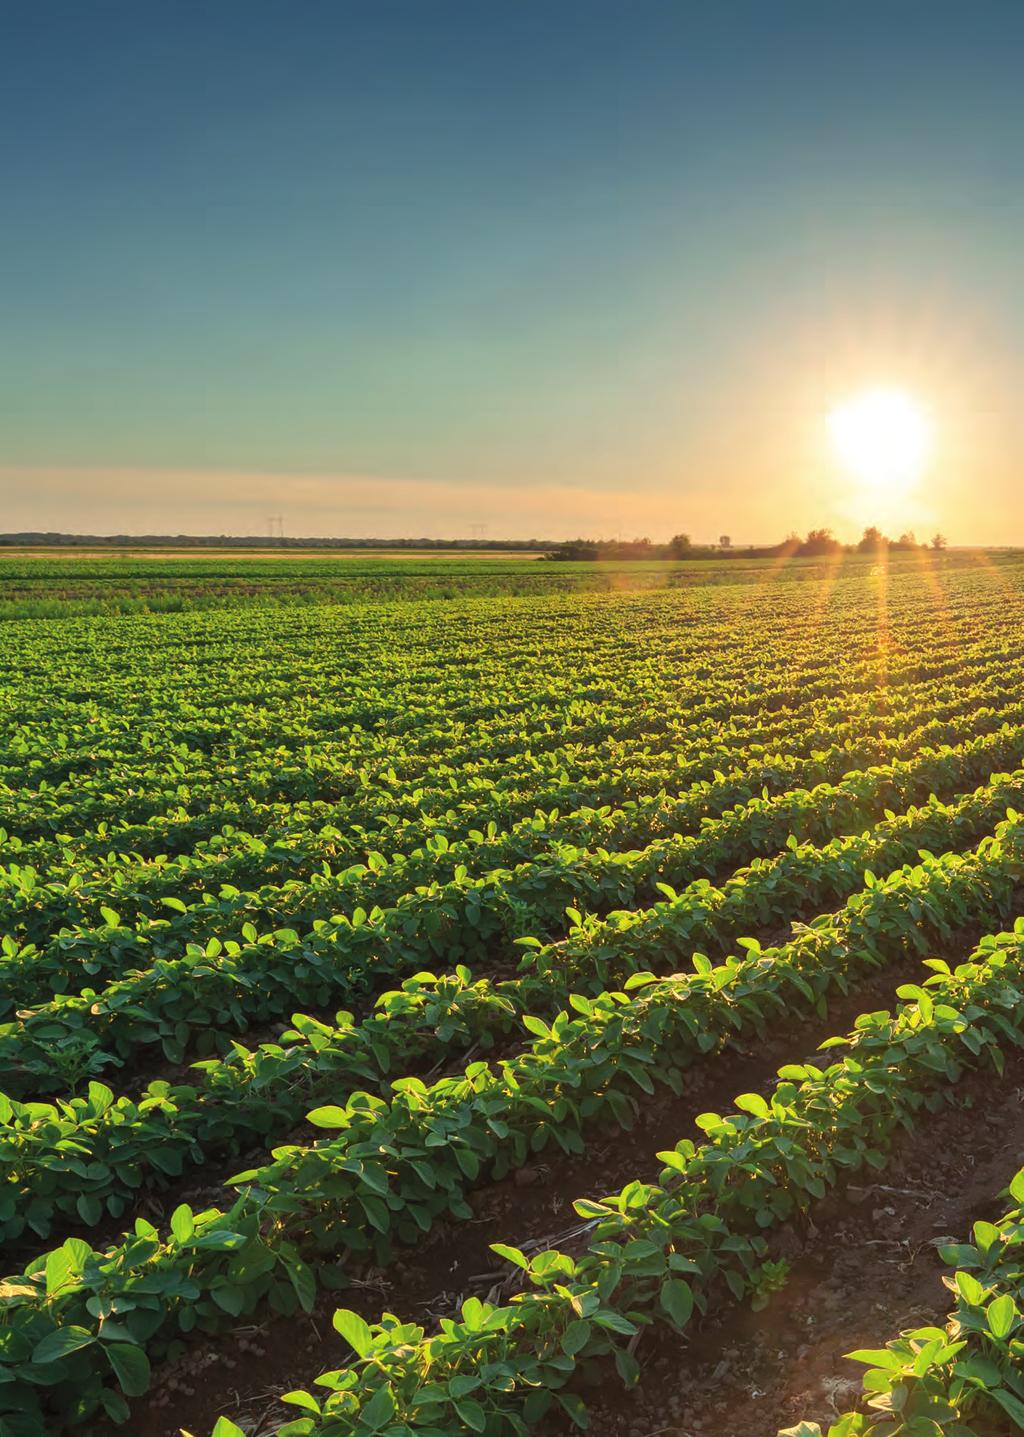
top-left (558, 1043), bottom-right (1024, 1437)
top-left (121, 950), bottom-right (933, 1437)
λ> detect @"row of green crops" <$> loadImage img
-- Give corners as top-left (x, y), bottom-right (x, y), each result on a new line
top-left (778, 1171), bottom-right (1024, 1436)
top-left (2, 570), bottom-right (1019, 875)
top-left (1, 791), bottom-right (1016, 1243)
top-left (6, 711), bottom-right (1024, 1016)
top-left (185, 923), bottom-right (1024, 1437)
top-left (6, 563), bottom-right (1024, 1432)
top-left (4, 761), bottom-right (1022, 1100)
top-left (1, 821), bottom-right (1020, 1428)
top-left (5, 682), bottom-right (1023, 956)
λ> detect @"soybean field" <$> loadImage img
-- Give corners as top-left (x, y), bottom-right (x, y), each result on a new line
top-left (5, 552), bottom-right (1024, 1437)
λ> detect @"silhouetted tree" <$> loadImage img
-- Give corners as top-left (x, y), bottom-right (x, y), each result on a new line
top-left (667, 533), bottom-right (693, 558)
top-left (931, 532), bottom-right (948, 550)
top-left (858, 526), bottom-right (888, 552)
top-left (800, 528), bottom-right (842, 556)
top-left (718, 534), bottom-right (732, 549)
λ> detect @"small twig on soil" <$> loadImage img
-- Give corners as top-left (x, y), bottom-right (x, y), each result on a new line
top-left (249, 1398), bottom-right (284, 1437)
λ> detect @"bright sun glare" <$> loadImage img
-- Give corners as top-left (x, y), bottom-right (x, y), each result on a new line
top-left (827, 387), bottom-right (932, 493)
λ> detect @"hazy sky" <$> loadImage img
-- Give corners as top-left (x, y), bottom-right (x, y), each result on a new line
top-left (4, 1), bottom-right (1024, 540)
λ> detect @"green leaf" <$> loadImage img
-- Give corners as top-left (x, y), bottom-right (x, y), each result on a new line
top-left (32, 1326), bottom-right (97, 1364)
top-left (573, 1198), bottom-right (612, 1219)
top-left (613, 1346), bottom-right (641, 1386)
top-left (306, 1105), bottom-right (349, 1128)
top-left (44, 1246), bottom-right (79, 1297)
top-left (211, 1285), bottom-right (245, 1317)
top-left (286, 1256), bottom-right (317, 1312)
top-left (281, 1391), bottom-right (322, 1414)
top-left (660, 1277), bottom-right (694, 1329)
top-left (76, 1193), bottom-right (102, 1225)
top-left (360, 1386), bottom-right (396, 1431)
top-left (734, 1092), bottom-right (770, 1119)
top-left (955, 1271), bottom-right (987, 1306)
top-left (847, 1348), bottom-right (903, 1370)
top-left (561, 1319), bottom-right (591, 1356)
top-left (490, 1242), bottom-right (529, 1270)
top-left (332, 1308), bottom-right (373, 1357)
top-left (106, 1342), bottom-right (151, 1397)
top-left (170, 1204), bottom-right (195, 1243)
top-left (455, 1399), bottom-right (488, 1432)
top-left (989, 1386), bottom-right (1024, 1425)
top-left (987, 1293), bottom-right (1018, 1339)
top-left (557, 1392), bottom-right (590, 1429)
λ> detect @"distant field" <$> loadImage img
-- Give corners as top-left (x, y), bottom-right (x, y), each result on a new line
top-left (0, 543), bottom-right (1015, 617)
top-left (6, 555), bottom-right (1024, 1436)
top-left (2, 546), bottom-right (548, 560)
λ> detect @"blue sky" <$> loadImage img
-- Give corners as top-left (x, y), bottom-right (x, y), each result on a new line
top-left (4, 1), bottom-right (1024, 539)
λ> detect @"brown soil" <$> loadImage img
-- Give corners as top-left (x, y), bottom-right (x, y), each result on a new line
top-left (551, 1045), bottom-right (1024, 1437)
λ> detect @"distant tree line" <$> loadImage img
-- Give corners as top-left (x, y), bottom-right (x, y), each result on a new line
top-left (1, 528), bottom-right (951, 556)
top-left (543, 528), bottom-right (949, 561)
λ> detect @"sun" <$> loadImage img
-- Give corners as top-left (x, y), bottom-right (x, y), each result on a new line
top-left (827, 387), bottom-right (931, 492)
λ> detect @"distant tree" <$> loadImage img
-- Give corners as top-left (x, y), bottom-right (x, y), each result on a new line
top-left (667, 533), bottom-right (693, 558)
top-left (931, 532), bottom-right (948, 551)
top-left (892, 531), bottom-right (919, 550)
top-left (800, 527), bottom-right (842, 556)
top-left (857, 525), bottom-right (888, 552)
top-left (718, 534), bottom-right (732, 549)
top-left (543, 539), bottom-right (599, 561)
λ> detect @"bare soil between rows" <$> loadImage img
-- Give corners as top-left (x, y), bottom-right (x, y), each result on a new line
top-left (550, 1043), bottom-right (1024, 1437)
top-left (121, 948), bottom-right (940, 1437)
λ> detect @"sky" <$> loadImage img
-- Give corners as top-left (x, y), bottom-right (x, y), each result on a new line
top-left (4, 0), bottom-right (1024, 542)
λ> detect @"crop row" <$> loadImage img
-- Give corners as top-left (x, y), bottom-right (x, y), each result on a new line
top-left (4, 615), bottom-right (1020, 868)
top-left (1, 827), bottom-right (1020, 1427)
top-left (777, 1171), bottom-right (1024, 1436)
top-left (4, 634), bottom-right (908, 840)
top-left (5, 690), bottom-right (1024, 983)
top-left (188, 925), bottom-right (1024, 1437)
top-left (0, 655), bottom-right (1012, 891)
top-left (4, 753), bottom-right (1023, 1096)
top-left (5, 786), bottom-right (1020, 1245)
top-left (5, 702), bottom-right (1024, 1026)
top-left (0, 676), bottom-right (985, 941)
